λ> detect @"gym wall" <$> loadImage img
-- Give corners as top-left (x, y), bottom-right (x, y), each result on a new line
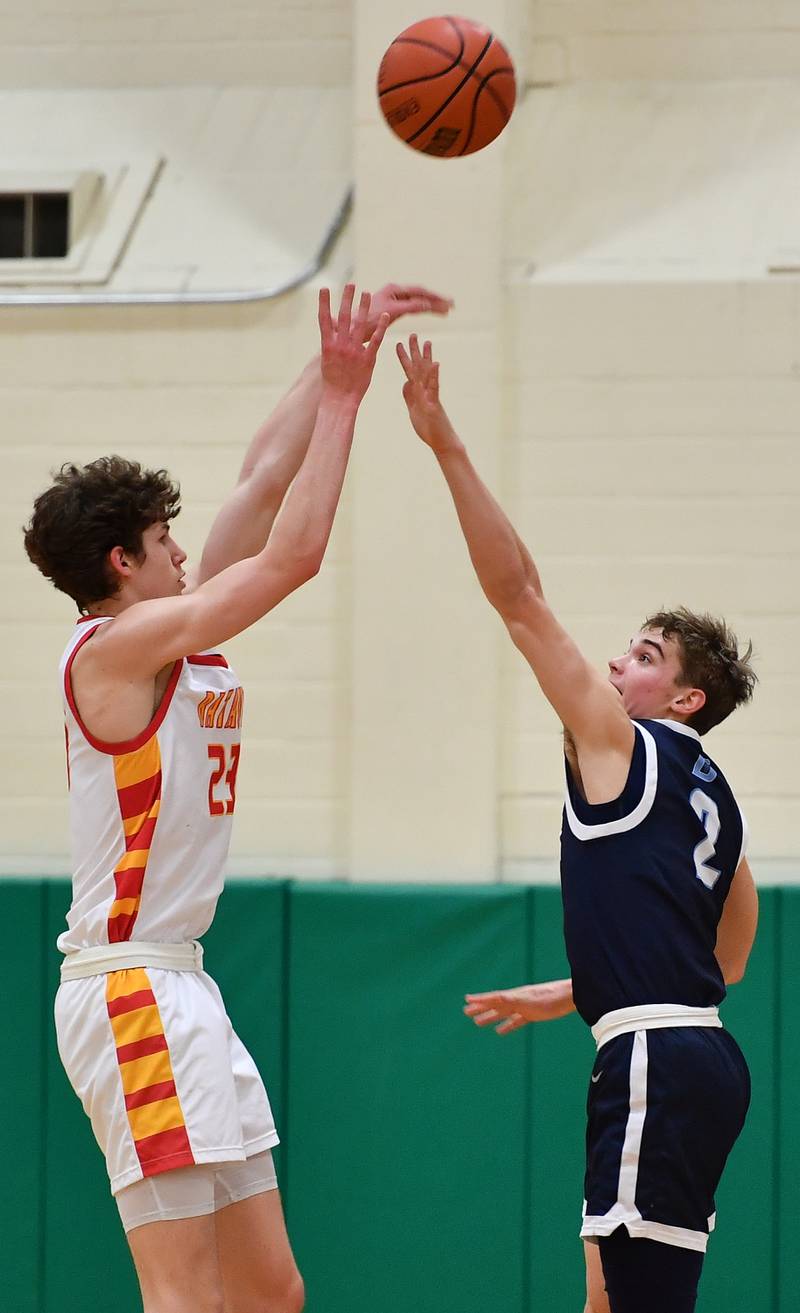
top-left (1, 0), bottom-right (797, 881)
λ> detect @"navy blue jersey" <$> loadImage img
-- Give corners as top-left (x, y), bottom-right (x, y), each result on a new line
top-left (561, 719), bottom-right (747, 1027)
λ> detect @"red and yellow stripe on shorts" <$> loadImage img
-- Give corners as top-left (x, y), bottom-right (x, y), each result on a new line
top-left (106, 968), bottom-right (195, 1176)
top-left (109, 738), bottom-right (163, 942)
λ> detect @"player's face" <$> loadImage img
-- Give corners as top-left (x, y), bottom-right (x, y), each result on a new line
top-left (607, 629), bottom-right (688, 719)
top-left (132, 521), bottom-right (187, 600)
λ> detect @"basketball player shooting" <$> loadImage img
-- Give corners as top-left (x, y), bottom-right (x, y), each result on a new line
top-left (23, 283), bottom-right (449, 1313)
top-left (397, 333), bottom-right (759, 1313)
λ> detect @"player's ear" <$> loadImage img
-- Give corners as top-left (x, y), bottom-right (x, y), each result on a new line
top-left (672, 686), bottom-right (706, 717)
top-left (108, 545), bottom-right (132, 578)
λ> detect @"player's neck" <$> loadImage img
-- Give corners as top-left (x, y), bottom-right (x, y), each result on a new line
top-left (83, 594), bottom-right (129, 619)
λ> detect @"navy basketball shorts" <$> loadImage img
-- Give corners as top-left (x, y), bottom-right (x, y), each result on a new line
top-left (580, 1025), bottom-right (750, 1253)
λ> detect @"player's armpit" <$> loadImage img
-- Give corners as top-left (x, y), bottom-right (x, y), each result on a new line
top-left (502, 588), bottom-right (634, 755)
top-left (715, 858), bottom-right (758, 985)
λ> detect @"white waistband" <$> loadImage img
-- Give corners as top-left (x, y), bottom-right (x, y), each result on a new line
top-left (60, 940), bottom-right (203, 981)
top-left (591, 1003), bottom-right (722, 1050)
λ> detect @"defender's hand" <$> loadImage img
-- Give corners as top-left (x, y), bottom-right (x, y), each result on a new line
top-left (397, 334), bottom-right (458, 454)
top-left (318, 285), bottom-right (390, 403)
top-left (464, 982), bottom-right (571, 1034)
top-left (365, 283), bottom-right (453, 340)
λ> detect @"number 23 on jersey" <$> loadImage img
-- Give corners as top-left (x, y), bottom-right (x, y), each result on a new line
top-left (207, 743), bottom-right (240, 816)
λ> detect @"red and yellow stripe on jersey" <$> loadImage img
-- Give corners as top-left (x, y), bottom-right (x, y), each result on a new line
top-left (109, 738), bottom-right (162, 942)
top-left (106, 968), bottom-right (195, 1175)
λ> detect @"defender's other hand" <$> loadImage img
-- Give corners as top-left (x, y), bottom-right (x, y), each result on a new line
top-left (365, 283), bottom-right (453, 340)
top-left (318, 285), bottom-right (390, 403)
top-left (463, 984), bottom-right (564, 1034)
top-left (397, 334), bottom-right (458, 454)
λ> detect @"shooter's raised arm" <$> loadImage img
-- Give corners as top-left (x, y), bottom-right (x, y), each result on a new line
top-left (397, 334), bottom-right (632, 766)
top-left (90, 286), bottom-right (390, 678)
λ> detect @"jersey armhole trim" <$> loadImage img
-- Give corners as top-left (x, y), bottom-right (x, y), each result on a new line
top-left (64, 624), bottom-right (183, 756)
top-left (564, 722), bottom-right (658, 841)
top-left (186, 653), bottom-right (229, 668)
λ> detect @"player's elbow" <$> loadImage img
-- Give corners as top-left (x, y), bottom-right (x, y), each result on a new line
top-left (285, 549), bottom-right (323, 589)
top-left (718, 950), bottom-right (750, 986)
top-left (497, 582), bottom-right (545, 629)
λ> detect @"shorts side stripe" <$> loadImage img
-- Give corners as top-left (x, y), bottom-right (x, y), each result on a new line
top-left (580, 1031), bottom-right (712, 1253)
top-left (106, 968), bottom-right (195, 1178)
top-left (617, 1030), bottom-right (648, 1211)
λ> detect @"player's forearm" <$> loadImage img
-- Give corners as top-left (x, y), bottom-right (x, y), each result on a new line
top-left (262, 388), bottom-right (359, 570)
top-left (169, 391), bottom-right (361, 652)
top-left (239, 355), bottom-right (323, 493)
top-left (536, 977), bottom-right (576, 1019)
top-left (435, 439), bottom-right (543, 610)
top-left (198, 358), bottom-right (324, 583)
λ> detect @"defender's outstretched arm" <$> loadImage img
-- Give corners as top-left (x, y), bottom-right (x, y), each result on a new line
top-left (397, 334), bottom-right (631, 755)
top-left (197, 285), bottom-right (453, 584)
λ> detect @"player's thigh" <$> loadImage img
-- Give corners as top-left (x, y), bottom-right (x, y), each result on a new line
top-left (215, 1185), bottom-right (304, 1313)
top-left (584, 1239), bottom-right (611, 1313)
top-left (127, 1212), bottom-right (224, 1313)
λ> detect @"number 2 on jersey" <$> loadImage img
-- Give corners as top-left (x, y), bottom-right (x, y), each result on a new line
top-left (208, 743), bottom-right (240, 816)
top-left (689, 788), bottom-right (721, 889)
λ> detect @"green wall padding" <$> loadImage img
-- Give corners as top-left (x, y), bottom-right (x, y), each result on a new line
top-left (2, 878), bottom-right (792, 1312)
top-left (202, 879), bottom-right (288, 1186)
top-left (43, 880), bottom-right (142, 1313)
top-left (285, 883), bottom-right (531, 1313)
top-left (2, 881), bottom-right (45, 1313)
top-left (527, 887), bottom-right (594, 1312)
top-left (700, 889), bottom-right (777, 1312)
top-left (777, 889), bottom-right (800, 1313)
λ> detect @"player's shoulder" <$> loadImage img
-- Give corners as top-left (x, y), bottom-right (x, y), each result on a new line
top-left (635, 717), bottom-right (702, 746)
top-left (636, 717), bottom-right (738, 797)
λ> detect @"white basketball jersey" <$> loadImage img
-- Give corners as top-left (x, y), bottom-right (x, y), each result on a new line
top-left (58, 616), bottom-right (244, 952)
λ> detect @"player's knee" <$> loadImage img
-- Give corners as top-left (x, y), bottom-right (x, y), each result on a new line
top-left (287, 1271), bottom-right (305, 1313)
top-left (142, 1287), bottom-right (224, 1313)
top-left (271, 1269), bottom-right (305, 1313)
top-left (238, 1269), bottom-right (304, 1313)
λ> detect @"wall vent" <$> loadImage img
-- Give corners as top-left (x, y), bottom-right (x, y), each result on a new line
top-left (0, 158), bottom-right (161, 286)
top-left (0, 172), bottom-right (99, 260)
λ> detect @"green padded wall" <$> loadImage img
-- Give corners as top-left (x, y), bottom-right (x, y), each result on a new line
top-left (527, 887), bottom-right (594, 1313)
top-left (778, 889), bottom-right (800, 1313)
top-left (285, 883), bottom-right (531, 1313)
top-left (1, 878), bottom-right (792, 1313)
top-left (203, 880), bottom-right (288, 1185)
top-left (2, 881), bottom-right (46, 1313)
top-left (43, 880), bottom-right (149, 1313)
top-left (700, 889), bottom-right (777, 1312)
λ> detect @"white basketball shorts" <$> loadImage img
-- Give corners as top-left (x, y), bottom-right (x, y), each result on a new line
top-left (55, 965), bottom-right (279, 1194)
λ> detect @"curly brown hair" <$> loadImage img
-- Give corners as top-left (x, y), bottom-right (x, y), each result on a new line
top-left (23, 456), bottom-right (181, 611)
top-left (642, 607), bottom-right (756, 735)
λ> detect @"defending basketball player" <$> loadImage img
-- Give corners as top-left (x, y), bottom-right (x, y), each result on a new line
top-left (397, 333), bottom-right (758, 1313)
top-left (23, 283), bottom-right (450, 1313)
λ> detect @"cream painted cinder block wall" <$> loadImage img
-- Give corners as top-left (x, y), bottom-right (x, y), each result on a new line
top-left (530, 1), bottom-right (800, 83)
top-left (0, 0), bottom-right (350, 88)
top-left (3, 288), bottom-right (355, 875)
top-left (500, 284), bottom-right (800, 873)
top-left (1, 0), bottom-right (798, 880)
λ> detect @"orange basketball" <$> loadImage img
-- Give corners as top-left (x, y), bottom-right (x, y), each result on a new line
top-left (377, 14), bottom-right (516, 158)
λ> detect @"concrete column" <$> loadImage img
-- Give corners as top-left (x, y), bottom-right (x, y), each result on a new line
top-left (348, 1), bottom-right (525, 880)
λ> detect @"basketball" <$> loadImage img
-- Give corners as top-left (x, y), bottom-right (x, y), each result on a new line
top-left (377, 15), bottom-right (516, 158)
